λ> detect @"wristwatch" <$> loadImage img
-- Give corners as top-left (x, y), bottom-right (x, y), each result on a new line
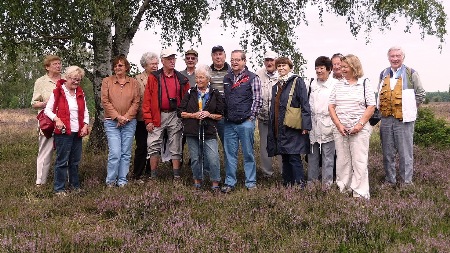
top-left (358, 121), bottom-right (365, 127)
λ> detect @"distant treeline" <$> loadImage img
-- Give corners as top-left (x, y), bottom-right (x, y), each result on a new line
top-left (425, 91), bottom-right (450, 103)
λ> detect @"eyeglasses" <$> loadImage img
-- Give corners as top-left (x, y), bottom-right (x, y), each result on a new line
top-left (230, 58), bottom-right (243, 63)
top-left (185, 56), bottom-right (197, 60)
top-left (68, 77), bottom-right (81, 83)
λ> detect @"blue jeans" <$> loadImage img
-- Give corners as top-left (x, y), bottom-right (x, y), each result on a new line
top-left (53, 132), bottom-right (82, 192)
top-left (104, 119), bottom-right (137, 186)
top-left (186, 136), bottom-right (221, 182)
top-left (281, 154), bottom-right (305, 186)
top-left (223, 119), bottom-right (256, 188)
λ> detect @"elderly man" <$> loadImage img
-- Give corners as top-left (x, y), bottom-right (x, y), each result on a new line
top-left (221, 50), bottom-right (262, 193)
top-left (142, 48), bottom-right (190, 180)
top-left (31, 55), bottom-right (63, 186)
top-left (180, 49), bottom-right (198, 87)
top-left (378, 46), bottom-right (425, 187)
top-left (209, 45), bottom-right (230, 144)
top-left (133, 52), bottom-right (159, 182)
top-left (255, 50), bottom-right (282, 177)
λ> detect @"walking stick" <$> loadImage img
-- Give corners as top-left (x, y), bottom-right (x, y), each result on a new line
top-left (198, 92), bottom-right (205, 180)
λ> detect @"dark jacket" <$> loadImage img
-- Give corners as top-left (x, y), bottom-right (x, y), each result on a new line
top-left (267, 75), bottom-right (312, 156)
top-left (178, 86), bottom-right (224, 139)
top-left (223, 68), bottom-right (257, 123)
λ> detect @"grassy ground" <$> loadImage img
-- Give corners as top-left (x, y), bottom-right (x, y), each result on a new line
top-left (0, 108), bottom-right (449, 252)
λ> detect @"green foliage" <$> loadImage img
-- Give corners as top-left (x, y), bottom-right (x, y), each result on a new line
top-left (0, 0), bottom-right (447, 150)
top-left (414, 107), bottom-right (450, 148)
top-left (425, 91), bottom-right (450, 102)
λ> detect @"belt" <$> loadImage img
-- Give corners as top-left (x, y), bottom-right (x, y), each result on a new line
top-left (161, 109), bottom-right (174, 113)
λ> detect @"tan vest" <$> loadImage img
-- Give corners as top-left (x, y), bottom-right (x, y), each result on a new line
top-left (379, 75), bottom-right (403, 120)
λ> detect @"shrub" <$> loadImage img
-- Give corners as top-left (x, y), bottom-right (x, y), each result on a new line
top-left (414, 107), bottom-right (450, 148)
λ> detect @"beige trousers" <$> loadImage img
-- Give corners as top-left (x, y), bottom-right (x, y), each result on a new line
top-left (334, 124), bottom-right (372, 199)
top-left (36, 134), bottom-right (54, 185)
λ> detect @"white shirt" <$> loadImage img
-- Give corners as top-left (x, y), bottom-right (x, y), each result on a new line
top-left (45, 84), bottom-right (89, 132)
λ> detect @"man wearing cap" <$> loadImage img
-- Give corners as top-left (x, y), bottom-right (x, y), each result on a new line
top-left (210, 45), bottom-right (231, 144)
top-left (180, 49), bottom-right (198, 87)
top-left (221, 49), bottom-right (262, 193)
top-left (256, 50), bottom-right (282, 177)
top-left (142, 48), bottom-right (190, 180)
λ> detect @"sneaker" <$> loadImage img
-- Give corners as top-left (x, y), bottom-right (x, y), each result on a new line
top-left (247, 185), bottom-right (257, 191)
top-left (72, 188), bottom-right (84, 194)
top-left (135, 179), bottom-right (145, 185)
top-left (118, 183), bottom-right (127, 188)
top-left (55, 191), bottom-right (67, 197)
top-left (106, 183), bottom-right (116, 188)
top-left (221, 185), bottom-right (234, 193)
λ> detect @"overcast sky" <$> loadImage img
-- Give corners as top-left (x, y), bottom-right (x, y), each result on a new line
top-left (128, 2), bottom-right (450, 92)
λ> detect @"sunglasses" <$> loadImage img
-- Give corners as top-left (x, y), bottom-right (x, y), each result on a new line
top-left (185, 56), bottom-right (197, 60)
top-left (116, 64), bottom-right (125, 67)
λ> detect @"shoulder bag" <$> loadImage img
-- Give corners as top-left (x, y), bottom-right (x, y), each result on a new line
top-left (363, 79), bottom-right (381, 126)
top-left (283, 77), bottom-right (302, 129)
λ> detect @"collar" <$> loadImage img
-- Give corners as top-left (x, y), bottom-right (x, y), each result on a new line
top-left (211, 62), bottom-right (229, 71)
top-left (279, 72), bottom-right (294, 82)
top-left (113, 76), bottom-right (130, 84)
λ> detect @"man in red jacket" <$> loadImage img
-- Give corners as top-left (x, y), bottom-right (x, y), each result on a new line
top-left (142, 48), bottom-right (190, 180)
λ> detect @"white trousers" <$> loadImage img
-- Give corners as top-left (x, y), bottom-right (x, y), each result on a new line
top-left (334, 125), bottom-right (372, 199)
top-left (36, 134), bottom-right (54, 184)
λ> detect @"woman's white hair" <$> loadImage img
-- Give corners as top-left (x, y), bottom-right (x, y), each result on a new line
top-left (140, 52), bottom-right (159, 68)
top-left (195, 64), bottom-right (212, 79)
top-left (64, 66), bottom-right (85, 79)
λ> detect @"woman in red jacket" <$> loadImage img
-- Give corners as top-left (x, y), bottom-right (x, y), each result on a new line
top-left (44, 66), bottom-right (89, 196)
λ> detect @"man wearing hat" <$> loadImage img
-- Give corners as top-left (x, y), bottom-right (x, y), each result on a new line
top-left (209, 45), bottom-right (230, 145)
top-left (142, 48), bottom-right (191, 180)
top-left (181, 49), bottom-right (198, 87)
top-left (256, 50), bottom-right (282, 177)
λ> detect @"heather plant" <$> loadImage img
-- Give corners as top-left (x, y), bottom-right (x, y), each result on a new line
top-left (0, 108), bottom-right (449, 252)
top-left (414, 107), bottom-right (450, 148)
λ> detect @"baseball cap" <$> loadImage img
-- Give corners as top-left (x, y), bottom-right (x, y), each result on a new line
top-left (185, 49), bottom-right (198, 57)
top-left (160, 48), bottom-right (178, 58)
top-left (211, 45), bottom-right (225, 53)
top-left (264, 50), bottom-right (278, 59)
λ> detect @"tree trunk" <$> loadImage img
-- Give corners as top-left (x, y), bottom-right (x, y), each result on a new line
top-left (87, 15), bottom-right (113, 152)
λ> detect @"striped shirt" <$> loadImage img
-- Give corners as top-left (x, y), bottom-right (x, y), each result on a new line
top-left (209, 63), bottom-right (230, 96)
top-left (329, 78), bottom-right (376, 128)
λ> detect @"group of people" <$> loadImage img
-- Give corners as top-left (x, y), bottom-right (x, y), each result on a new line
top-left (31, 45), bottom-right (425, 199)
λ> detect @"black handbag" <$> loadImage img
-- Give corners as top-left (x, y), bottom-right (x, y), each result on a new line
top-left (363, 79), bottom-right (381, 126)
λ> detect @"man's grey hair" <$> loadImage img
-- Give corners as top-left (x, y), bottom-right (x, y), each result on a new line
top-left (195, 64), bottom-right (212, 79)
top-left (140, 52), bottom-right (159, 68)
top-left (231, 49), bottom-right (246, 60)
top-left (387, 46), bottom-right (405, 59)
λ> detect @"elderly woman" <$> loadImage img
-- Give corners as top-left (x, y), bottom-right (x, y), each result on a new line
top-left (331, 53), bottom-right (344, 80)
top-left (133, 52), bottom-right (159, 182)
top-left (267, 57), bottom-right (311, 187)
top-left (308, 56), bottom-right (336, 186)
top-left (328, 54), bottom-right (375, 199)
top-left (44, 66), bottom-right (89, 195)
top-left (178, 65), bottom-right (223, 191)
top-left (101, 55), bottom-right (140, 188)
top-left (31, 55), bottom-right (63, 187)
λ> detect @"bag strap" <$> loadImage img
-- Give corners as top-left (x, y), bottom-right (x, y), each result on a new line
top-left (308, 78), bottom-right (314, 98)
top-left (363, 78), bottom-right (368, 108)
top-left (286, 76), bottom-right (299, 106)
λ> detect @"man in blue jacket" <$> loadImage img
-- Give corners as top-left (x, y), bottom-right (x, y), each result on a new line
top-left (221, 50), bottom-right (262, 193)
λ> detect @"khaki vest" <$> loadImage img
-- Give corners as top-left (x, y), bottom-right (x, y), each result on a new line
top-left (379, 76), bottom-right (403, 120)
